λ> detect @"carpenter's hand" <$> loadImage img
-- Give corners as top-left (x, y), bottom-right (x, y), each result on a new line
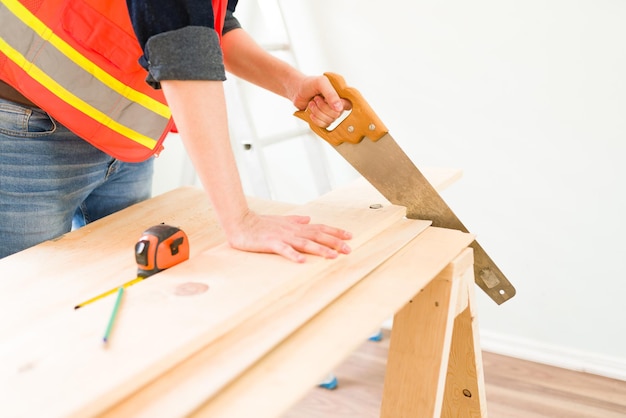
top-left (226, 211), bottom-right (352, 263)
top-left (293, 75), bottom-right (352, 128)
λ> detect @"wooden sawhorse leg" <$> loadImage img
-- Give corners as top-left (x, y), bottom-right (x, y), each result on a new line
top-left (381, 248), bottom-right (488, 417)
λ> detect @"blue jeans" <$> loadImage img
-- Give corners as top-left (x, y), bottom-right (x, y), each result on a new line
top-left (0, 98), bottom-right (154, 259)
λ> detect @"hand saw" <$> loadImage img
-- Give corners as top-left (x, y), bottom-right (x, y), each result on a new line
top-left (295, 72), bottom-right (516, 305)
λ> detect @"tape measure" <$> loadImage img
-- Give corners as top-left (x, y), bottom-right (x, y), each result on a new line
top-left (135, 224), bottom-right (190, 278)
top-left (74, 224), bottom-right (189, 309)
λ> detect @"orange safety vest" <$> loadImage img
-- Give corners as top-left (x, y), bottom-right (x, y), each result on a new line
top-left (0, 0), bottom-right (226, 162)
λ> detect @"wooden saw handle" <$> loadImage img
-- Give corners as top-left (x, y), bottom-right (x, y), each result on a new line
top-left (294, 72), bottom-right (388, 146)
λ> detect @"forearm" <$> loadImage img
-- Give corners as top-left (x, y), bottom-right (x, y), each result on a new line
top-left (161, 80), bottom-right (249, 235)
top-left (222, 28), bottom-right (305, 104)
top-left (126, 3), bottom-right (351, 261)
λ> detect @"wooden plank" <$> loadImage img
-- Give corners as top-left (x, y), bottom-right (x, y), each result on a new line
top-left (0, 167), bottom-right (462, 418)
top-left (191, 228), bottom-right (474, 418)
top-left (0, 166), bottom-right (457, 337)
top-left (442, 257), bottom-right (488, 417)
top-left (0, 187), bottom-right (228, 340)
top-left (0, 193), bottom-right (418, 418)
top-left (380, 248), bottom-right (473, 418)
top-left (97, 171), bottom-right (465, 417)
top-left (99, 217), bottom-right (430, 417)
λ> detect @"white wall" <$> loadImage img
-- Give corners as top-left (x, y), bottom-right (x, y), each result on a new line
top-left (153, 0), bottom-right (626, 380)
top-left (279, 0), bottom-right (626, 379)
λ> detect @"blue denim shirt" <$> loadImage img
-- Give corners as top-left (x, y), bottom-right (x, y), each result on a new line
top-left (126, 0), bottom-right (241, 88)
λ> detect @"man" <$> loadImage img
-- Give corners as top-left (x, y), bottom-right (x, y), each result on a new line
top-left (0, 0), bottom-right (352, 261)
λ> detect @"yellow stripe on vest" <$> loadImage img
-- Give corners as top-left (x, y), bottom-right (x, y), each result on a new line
top-left (1, 36), bottom-right (158, 149)
top-left (3, 0), bottom-right (170, 120)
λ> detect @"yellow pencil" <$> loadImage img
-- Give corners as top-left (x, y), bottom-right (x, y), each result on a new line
top-left (74, 276), bottom-right (143, 310)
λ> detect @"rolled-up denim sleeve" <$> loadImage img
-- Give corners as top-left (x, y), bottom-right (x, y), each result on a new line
top-left (126, 0), bottom-right (239, 88)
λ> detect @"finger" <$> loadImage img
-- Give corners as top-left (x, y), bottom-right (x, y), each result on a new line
top-left (274, 242), bottom-right (307, 263)
top-left (310, 230), bottom-right (352, 255)
top-left (298, 224), bottom-right (352, 254)
top-left (307, 99), bottom-right (338, 128)
top-left (314, 95), bottom-right (339, 114)
top-left (316, 223), bottom-right (353, 240)
top-left (316, 77), bottom-right (344, 112)
top-left (306, 106), bottom-right (330, 128)
top-left (289, 236), bottom-right (340, 260)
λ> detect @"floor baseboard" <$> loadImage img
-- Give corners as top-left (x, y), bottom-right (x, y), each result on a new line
top-left (479, 330), bottom-right (626, 382)
top-left (381, 320), bottom-right (626, 382)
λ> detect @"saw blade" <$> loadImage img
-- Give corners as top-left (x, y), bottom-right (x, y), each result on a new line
top-left (336, 134), bottom-right (515, 304)
top-left (296, 72), bottom-right (516, 304)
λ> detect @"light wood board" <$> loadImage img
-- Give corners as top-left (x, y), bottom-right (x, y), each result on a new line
top-left (0, 167), bottom-right (464, 418)
top-left (0, 191), bottom-right (426, 417)
top-left (195, 229), bottom-right (475, 418)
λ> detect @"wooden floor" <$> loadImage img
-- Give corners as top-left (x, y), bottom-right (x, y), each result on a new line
top-left (282, 330), bottom-right (626, 418)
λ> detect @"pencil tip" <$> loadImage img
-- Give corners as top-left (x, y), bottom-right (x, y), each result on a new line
top-left (74, 305), bottom-right (80, 310)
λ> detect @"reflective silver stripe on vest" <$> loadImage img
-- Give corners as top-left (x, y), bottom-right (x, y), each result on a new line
top-left (0, 2), bottom-right (170, 149)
